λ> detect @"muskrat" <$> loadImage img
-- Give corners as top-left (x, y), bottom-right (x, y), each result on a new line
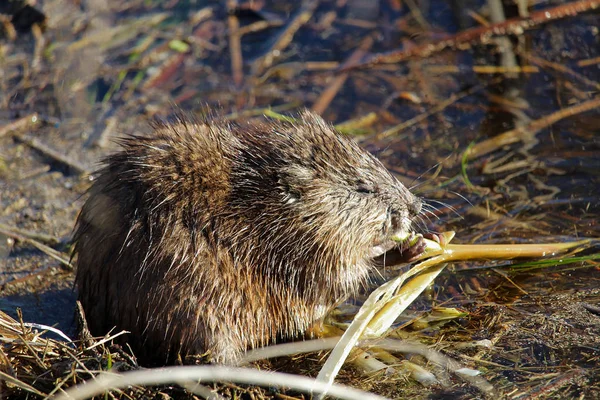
top-left (72, 110), bottom-right (422, 365)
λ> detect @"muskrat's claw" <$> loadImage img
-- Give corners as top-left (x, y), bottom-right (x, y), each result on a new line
top-left (398, 235), bottom-right (427, 262)
top-left (422, 232), bottom-right (447, 247)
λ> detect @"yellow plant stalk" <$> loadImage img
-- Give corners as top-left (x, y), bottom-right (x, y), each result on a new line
top-left (367, 233), bottom-right (590, 336)
top-left (316, 232), bottom-right (591, 398)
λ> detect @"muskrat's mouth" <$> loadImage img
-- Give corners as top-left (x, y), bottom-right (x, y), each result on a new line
top-left (368, 239), bottom-right (398, 259)
top-left (369, 224), bottom-right (414, 258)
top-left (370, 230), bottom-right (425, 267)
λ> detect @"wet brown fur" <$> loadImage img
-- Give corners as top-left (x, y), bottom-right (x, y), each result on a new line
top-left (72, 111), bottom-right (421, 364)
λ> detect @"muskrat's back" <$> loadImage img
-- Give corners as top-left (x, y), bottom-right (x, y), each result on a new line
top-left (73, 111), bottom-right (421, 364)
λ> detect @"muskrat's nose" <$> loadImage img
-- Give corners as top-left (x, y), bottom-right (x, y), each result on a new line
top-left (389, 207), bottom-right (408, 232)
top-left (389, 211), bottom-right (402, 232)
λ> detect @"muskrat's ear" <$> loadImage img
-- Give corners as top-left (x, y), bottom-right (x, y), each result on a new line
top-left (277, 164), bottom-right (313, 203)
top-left (284, 164), bottom-right (314, 183)
top-left (283, 110), bottom-right (336, 160)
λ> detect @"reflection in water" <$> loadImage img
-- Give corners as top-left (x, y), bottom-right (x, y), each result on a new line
top-left (0, 287), bottom-right (76, 339)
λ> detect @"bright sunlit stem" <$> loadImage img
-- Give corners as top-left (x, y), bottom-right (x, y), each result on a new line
top-left (366, 233), bottom-right (591, 335)
top-left (315, 232), bottom-right (590, 399)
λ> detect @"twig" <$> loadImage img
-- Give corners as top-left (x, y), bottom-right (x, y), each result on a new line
top-left (404, 0), bottom-right (430, 30)
top-left (520, 369), bottom-right (586, 400)
top-left (578, 55), bottom-right (600, 67)
top-left (0, 15), bottom-right (17, 40)
top-left (0, 222), bottom-right (60, 245)
top-left (20, 334), bottom-right (48, 370)
top-left (227, 0), bottom-right (244, 88)
top-left (0, 114), bottom-right (39, 138)
top-left (75, 301), bottom-right (97, 351)
top-left (17, 165), bottom-right (52, 180)
top-left (343, 0), bottom-right (600, 70)
top-left (237, 20), bottom-right (284, 36)
top-left (522, 53), bottom-right (600, 91)
top-left (95, 116), bottom-right (118, 149)
top-left (1, 267), bottom-right (56, 289)
top-left (0, 370), bottom-right (46, 397)
top-left (223, 102), bottom-right (301, 121)
top-left (487, 0), bottom-right (518, 77)
top-left (466, 96), bottom-right (600, 160)
top-left (22, 323), bottom-right (74, 344)
top-left (251, 0), bottom-right (320, 77)
top-left (190, 6), bottom-right (214, 26)
top-left (44, 369), bottom-right (78, 399)
top-left (425, 65), bottom-right (538, 74)
top-left (142, 52), bottom-right (186, 90)
top-left (312, 36), bottom-right (374, 115)
top-left (84, 330), bottom-right (130, 352)
top-left (258, 61), bottom-right (338, 83)
top-left (582, 303), bottom-right (600, 316)
top-left (335, 112), bottom-right (378, 134)
top-left (13, 133), bottom-right (90, 176)
top-left (0, 225), bottom-right (72, 269)
top-left (31, 23), bottom-right (45, 72)
top-left (67, 13), bottom-right (168, 52)
top-left (2, 115), bottom-right (89, 175)
top-left (56, 366), bottom-right (386, 400)
top-left (377, 79), bottom-right (496, 139)
top-left (491, 268), bottom-right (528, 295)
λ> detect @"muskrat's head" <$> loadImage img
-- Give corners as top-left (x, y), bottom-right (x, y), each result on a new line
top-left (226, 111), bottom-right (422, 299)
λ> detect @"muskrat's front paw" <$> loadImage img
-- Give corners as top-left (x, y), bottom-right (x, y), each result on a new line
top-left (397, 235), bottom-right (426, 262)
top-left (422, 232), bottom-right (446, 247)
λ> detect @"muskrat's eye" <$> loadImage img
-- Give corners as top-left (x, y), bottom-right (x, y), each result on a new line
top-left (356, 181), bottom-right (376, 194)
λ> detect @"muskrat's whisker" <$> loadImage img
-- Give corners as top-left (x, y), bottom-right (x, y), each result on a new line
top-left (425, 199), bottom-right (464, 220)
top-left (407, 159), bottom-right (447, 191)
top-left (414, 215), bottom-right (431, 234)
top-left (420, 203), bottom-right (441, 221)
top-left (447, 190), bottom-right (474, 207)
top-left (418, 205), bottom-right (437, 223)
top-left (421, 200), bottom-right (439, 213)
